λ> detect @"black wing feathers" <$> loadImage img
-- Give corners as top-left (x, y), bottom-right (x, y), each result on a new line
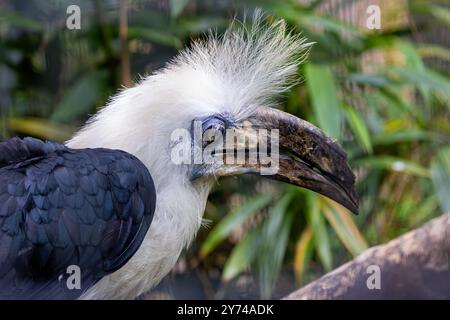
top-left (0, 137), bottom-right (156, 299)
top-left (0, 137), bottom-right (64, 168)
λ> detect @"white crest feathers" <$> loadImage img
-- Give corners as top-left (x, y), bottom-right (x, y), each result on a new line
top-left (162, 10), bottom-right (313, 118)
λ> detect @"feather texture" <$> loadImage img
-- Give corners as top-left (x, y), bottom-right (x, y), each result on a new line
top-left (0, 138), bottom-right (156, 299)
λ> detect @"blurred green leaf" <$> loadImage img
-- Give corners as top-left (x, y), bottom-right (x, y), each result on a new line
top-left (128, 26), bottom-right (182, 48)
top-left (378, 88), bottom-right (425, 122)
top-left (0, 10), bottom-right (43, 31)
top-left (170, 0), bottom-right (189, 18)
top-left (429, 5), bottom-right (450, 27)
top-left (388, 66), bottom-right (450, 101)
top-left (255, 194), bottom-right (294, 298)
top-left (294, 226), bottom-right (314, 285)
top-left (305, 63), bottom-right (343, 140)
top-left (343, 104), bottom-right (373, 154)
top-left (372, 130), bottom-right (437, 146)
top-left (396, 41), bottom-right (431, 107)
top-left (411, 194), bottom-right (439, 226)
top-left (418, 44), bottom-right (450, 62)
top-left (222, 227), bottom-right (259, 282)
top-left (51, 71), bottom-right (108, 123)
top-left (7, 117), bottom-right (75, 142)
top-left (300, 14), bottom-right (361, 38)
top-left (306, 192), bottom-right (332, 271)
top-left (200, 194), bottom-right (273, 258)
top-left (307, 0), bottom-right (326, 10)
top-left (397, 41), bottom-right (427, 72)
top-left (322, 197), bottom-right (368, 256)
top-left (347, 73), bottom-right (391, 88)
top-left (354, 156), bottom-right (431, 177)
top-left (431, 148), bottom-right (450, 213)
top-left (175, 16), bottom-right (228, 34)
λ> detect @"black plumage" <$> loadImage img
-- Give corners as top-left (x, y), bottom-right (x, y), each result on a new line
top-left (0, 137), bottom-right (156, 299)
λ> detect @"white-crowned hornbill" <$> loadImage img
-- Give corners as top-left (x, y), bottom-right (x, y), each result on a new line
top-left (0, 15), bottom-right (358, 299)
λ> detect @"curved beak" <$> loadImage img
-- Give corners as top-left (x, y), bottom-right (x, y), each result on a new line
top-left (250, 107), bottom-right (358, 214)
top-left (191, 107), bottom-right (359, 214)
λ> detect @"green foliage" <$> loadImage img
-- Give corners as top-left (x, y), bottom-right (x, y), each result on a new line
top-left (254, 194), bottom-right (294, 299)
top-left (306, 192), bottom-right (333, 271)
top-left (222, 226), bottom-right (259, 282)
top-left (304, 63), bottom-right (343, 141)
top-left (201, 194), bottom-right (273, 258)
top-left (51, 71), bottom-right (109, 123)
top-left (342, 104), bottom-right (373, 154)
top-left (431, 148), bottom-right (450, 213)
top-left (170, 0), bottom-right (190, 18)
top-left (1, 0), bottom-right (449, 298)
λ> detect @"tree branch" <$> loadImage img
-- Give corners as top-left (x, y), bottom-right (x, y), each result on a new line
top-left (284, 213), bottom-right (450, 299)
top-left (119, 0), bottom-right (132, 87)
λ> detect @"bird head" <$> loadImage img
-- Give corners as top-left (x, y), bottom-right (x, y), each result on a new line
top-left (68, 13), bottom-right (358, 215)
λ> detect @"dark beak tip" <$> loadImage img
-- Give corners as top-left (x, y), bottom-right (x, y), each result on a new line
top-left (350, 203), bottom-right (359, 215)
top-left (337, 195), bottom-right (358, 215)
top-left (339, 164), bottom-right (359, 215)
top-left (348, 193), bottom-right (359, 215)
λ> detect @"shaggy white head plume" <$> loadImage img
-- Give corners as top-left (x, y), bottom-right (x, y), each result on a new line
top-left (68, 12), bottom-right (313, 300)
top-left (167, 12), bottom-right (312, 119)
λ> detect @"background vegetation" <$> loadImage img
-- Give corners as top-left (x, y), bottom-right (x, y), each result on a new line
top-left (0, 0), bottom-right (449, 299)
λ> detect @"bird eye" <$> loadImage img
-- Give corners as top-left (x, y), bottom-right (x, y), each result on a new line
top-left (202, 116), bottom-right (226, 147)
top-left (202, 116), bottom-right (226, 135)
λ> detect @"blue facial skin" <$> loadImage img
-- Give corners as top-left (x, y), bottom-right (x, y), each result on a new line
top-left (190, 113), bottom-right (236, 180)
top-left (201, 113), bottom-right (236, 132)
top-left (192, 113), bottom-right (236, 148)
